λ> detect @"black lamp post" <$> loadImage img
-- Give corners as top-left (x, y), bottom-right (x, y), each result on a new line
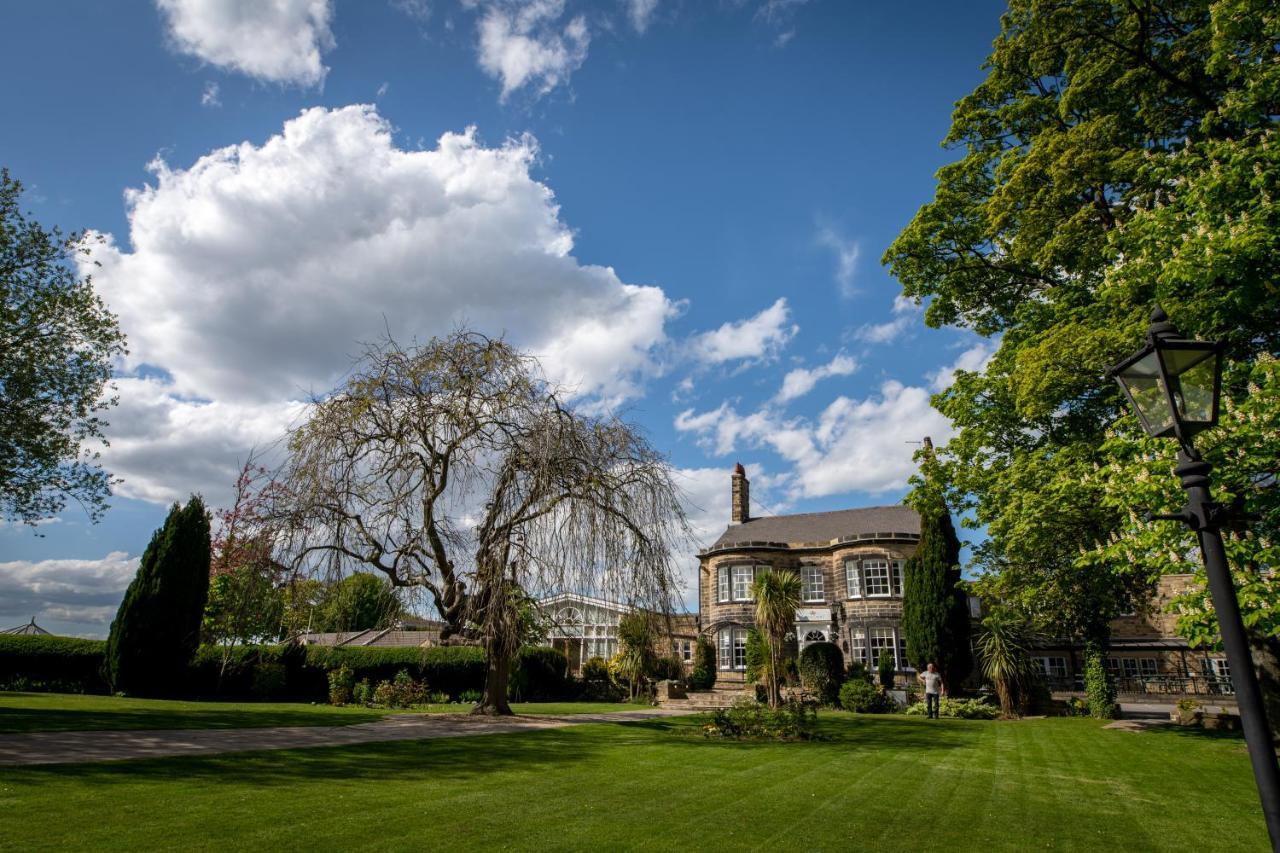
top-left (1109, 306), bottom-right (1280, 850)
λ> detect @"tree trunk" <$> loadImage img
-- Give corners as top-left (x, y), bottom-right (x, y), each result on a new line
top-left (1248, 631), bottom-right (1280, 744)
top-left (472, 651), bottom-right (513, 716)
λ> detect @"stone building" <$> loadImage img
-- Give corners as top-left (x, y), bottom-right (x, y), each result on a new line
top-left (698, 464), bottom-right (923, 685)
top-left (1033, 573), bottom-right (1234, 696)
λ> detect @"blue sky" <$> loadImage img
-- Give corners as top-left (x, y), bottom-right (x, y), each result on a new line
top-left (1, 0), bottom-right (1006, 635)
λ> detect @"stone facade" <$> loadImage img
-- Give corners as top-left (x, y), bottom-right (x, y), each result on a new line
top-left (697, 468), bottom-right (922, 685)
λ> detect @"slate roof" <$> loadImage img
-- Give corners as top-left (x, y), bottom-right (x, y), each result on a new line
top-left (707, 505), bottom-right (920, 551)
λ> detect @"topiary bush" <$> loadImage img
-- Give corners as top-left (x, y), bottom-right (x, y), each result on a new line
top-left (877, 648), bottom-right (895, 689)
top-left (797, 642), bottom-right (844, 706)
top-left (0, 635), bottom-right (109, 693)
top-left (1084, 646), bottom-right (1119, 719)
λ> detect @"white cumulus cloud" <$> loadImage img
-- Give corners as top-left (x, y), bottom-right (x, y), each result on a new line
top-left (676, 380), bottom-right (953, 498)
top-left (690, 297), bottom-right (797, 367)
top-left (927, 339), bottom-right (998, 391)
top-left (776, 353), bottom-right (858, 402)
top-left (82, 104), bottom-right (676, 504)
top-left (156, 0), bottom-right (335, 87)
top-left (0, 551), bottom-right (140, 637)
top-left (475, 0), bottom-right (590, 101)
top-left (852, 294), bottom-right (920, 345)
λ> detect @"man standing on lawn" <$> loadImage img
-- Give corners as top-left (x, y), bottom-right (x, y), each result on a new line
top-left (919, 663), bottom-right (944, 719)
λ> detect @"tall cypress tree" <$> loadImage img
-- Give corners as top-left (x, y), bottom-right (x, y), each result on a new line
top-left (105, 496), bottom-right (211, 695)
top-left (902, 502), bottom-right (972, 686)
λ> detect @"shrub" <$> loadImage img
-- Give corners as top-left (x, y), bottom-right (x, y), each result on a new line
top-left (328, 664), bottom-right (355, 706)
top-left (688, 636), bottom-right (717, 690)
top-left (1084, 647), bottom-right (1119, 719)
top-left (428, 690), bottom-right (449, 704)
top-left (354, 679), bottom-right (374, 706)
top-left (877, 648), bottom-right (895, 689)
top-left (904, 696), bottom-right (997, 719)
top-left (581, 656), bottom-right (610, 683)
top-left (458, 689), bottom-right (482, 704)
top-left (797, 642), bottom-right (844, 706)
top-left (839, 679), bottom-right (897, 713)
top-left (846, 661), bottom-right (869, 683)
top-left (1061, 696), bottom-right (1090, 717)
top-left (702, 697), bottom-right (818, 740)
top-left (0, 635), bottom-right (108, 694)
top-left (652, 655), bottom-right (686, 683)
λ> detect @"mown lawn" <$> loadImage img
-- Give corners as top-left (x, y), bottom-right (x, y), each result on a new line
top-left (0, 710), bottom-right (1265, 852)
top-left (0, 692), bottom-right (635, 733)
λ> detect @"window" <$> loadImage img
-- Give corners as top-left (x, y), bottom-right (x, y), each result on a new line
top-left (803, 630), bottom-right (826, 644)
top-left (844, 560), bottom-right (861, 598)
top-left (898, 635), bottom-right (911, 671)
top-left (732, 565), bottom-right (755, 601)
top-left (850, 629), bottom-right (866, 666)
top-left (681, 641), bottom-right (692, 662)
top-left (801, 565), bottom-right (825, 602)
top-left (1038, 657), bottom-right (1068, 679)
top-left (891, 560), bottom-right (903, 596)
top-left (864, 561), bottom-right (891, 597)
top-left (1121, 658), bottom-right (1139, 678)
top-left (718, 628), bottom-right (748, 670)
top-left (869, 627), bottom-right (897, 669)
top-left (1138, 658), bottom-right (1158, 677)
top-left (717, 566), bottom-right (730, 602)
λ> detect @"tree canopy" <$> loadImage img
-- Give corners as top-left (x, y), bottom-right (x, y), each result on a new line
top-left (885, 0), bottom-right (1280, 644)
top-left (0, 168), bottom-right (126, 526)
top-left (278, 330), bottom-right (690, 714)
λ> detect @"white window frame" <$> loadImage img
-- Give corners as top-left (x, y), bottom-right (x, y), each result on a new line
top-left (716, 566), bottom-right (731, 602)
top-left (868, 627), bottom-right (897, 669)
top-left (844, 560), bottom-right (862, 599)
top-left (731, 565), bottom-right (755, 602)
top-left (891, 560), bottom-right (903, 597)
top-left (801, 564), bottom-right (825, 603)
top-left (850, 629), bottom-right (866, 666)
top-left (1038, 656), bottom-right (1068, 679)
top-left (1138, 658), bottom-right (1158, 677)
top-left (718, 627), bottom-right (748, 671)
top-left (864, 560), bottom-right (892, 598)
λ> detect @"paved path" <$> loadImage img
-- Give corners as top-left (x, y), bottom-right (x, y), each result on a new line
top-left (0, 709), bottom-right (690, 767)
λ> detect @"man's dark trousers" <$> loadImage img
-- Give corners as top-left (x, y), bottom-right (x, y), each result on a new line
top-left (926, 693), bottom-right (940, 718)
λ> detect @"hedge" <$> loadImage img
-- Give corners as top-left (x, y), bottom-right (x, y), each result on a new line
top-left (3, 638), bottom-right (577, 703)
top-left (0, 635), bottom-right (109, 694)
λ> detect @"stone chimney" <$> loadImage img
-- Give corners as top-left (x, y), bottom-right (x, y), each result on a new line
top-left (731, 462), bottom-right (750, 525)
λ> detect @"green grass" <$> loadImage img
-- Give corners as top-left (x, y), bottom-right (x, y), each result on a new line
top-left (0, 692), bottom-right (636, 733)
top-left (0, 711), bottom-right (1265, 852)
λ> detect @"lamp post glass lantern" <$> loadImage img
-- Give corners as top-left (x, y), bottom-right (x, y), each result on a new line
top-left (1110, 305), bottom-right (1280, 851)
top-left (1110, 307), bottom-right (1223, 444)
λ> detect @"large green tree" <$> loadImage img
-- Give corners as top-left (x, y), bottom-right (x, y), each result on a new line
top-left (105, 496), bottom-right (211, 696)
top-left (314, 572), bottom-right (404, 633)
top-left (885, 0), bottom-right (1279, 662)
top-left (0, 168), bottom-right (126, 526)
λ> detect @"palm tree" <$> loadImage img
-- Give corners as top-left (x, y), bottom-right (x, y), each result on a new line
top-left (752, 569), bottom-right (802, 708)
top-left (616, 612), bottom-right (657, 700)
top-left (976, 608), bottom-right (1038, 717)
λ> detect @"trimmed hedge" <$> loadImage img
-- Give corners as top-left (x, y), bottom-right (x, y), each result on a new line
top-left (0, 635), bottom-right (109, 694)
top-left (3, 638), bottom-right (577, 703)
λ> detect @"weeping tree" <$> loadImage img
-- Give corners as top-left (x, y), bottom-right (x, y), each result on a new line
top-left (278, 330), bottom-right (690, 715)
top-left (753, 569), bottom-right (802, 708)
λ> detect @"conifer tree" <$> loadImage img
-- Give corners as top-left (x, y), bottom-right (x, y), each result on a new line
top-left (105, 496), bottom-right (211, 695)
top-left (903, 455), bottom-right (972, 686)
